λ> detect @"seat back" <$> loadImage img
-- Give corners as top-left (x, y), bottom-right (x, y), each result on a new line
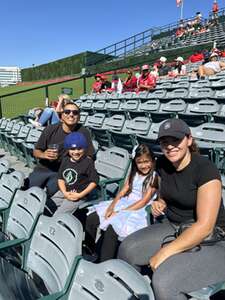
top-left (0, 158), bottom-right (10, 176)
top-left (104, 114), bottom-right (126, 132)
top-left (85, 113), bottom-right (106, 129)
top-left (188, 88), bottom-right (214, 99)
top-left (186, 100), bottom-right (220, 115)
top-left (9, 122), bottom-right (24, 136)
top-left (166, 88), bottom-right (188, 99)
top-left (106, 99), bottom-right (121, 112)
top-left (69, 259), bottom-right (155, 300)
top-left (139, 99), bottom-right (160, 113)
top-left (13, 124), bottom-right (32, 140)
top-left (92, 100), bottom-right (106, 111)
top-left (24, 127), bottom-right (44, 144)
top-left (172, 81), bottom-right (190, 89)
top-left (125, 117), bottom-right (151, 135)
top-left (156, 81), bottom-right (172, 90)
top-left (160, 99), bottom-right (186, 113)
top-left (79, 112), bottom-right (89, 124)
top-left (0, 170), bottom-right (25, 209)
top-left (26, 214), bottom-right (83, 293)
top-left (119, 99), bottom-right (139, 112)
top-left (148, 89), bottom-right (166, 99)
top-left (192, 123), bottom-right (225, 148)
top-left (6, 187), bottom-right (46, 239)
top-left (95, 147), bottom-right (130, 179)
top-left (191, 79), bottom-right (211, 88)
top-left (80, 100), bottom-right (93, 111)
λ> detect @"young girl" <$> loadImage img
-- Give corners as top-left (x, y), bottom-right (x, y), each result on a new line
top-left (85, 144), bottom-right (158, 262)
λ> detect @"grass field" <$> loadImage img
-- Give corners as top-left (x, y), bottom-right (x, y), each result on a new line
top-left (0, 77), bottom-right (94, 118)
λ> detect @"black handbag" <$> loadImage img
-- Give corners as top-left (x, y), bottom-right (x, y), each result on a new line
top-left (161, 220), bottom-right (225, 251)
top-left (176, 221), bottom-right (225, 246)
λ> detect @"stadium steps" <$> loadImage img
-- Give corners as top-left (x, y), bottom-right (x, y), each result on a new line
top-left (0, 148), bottom-right (32, 177)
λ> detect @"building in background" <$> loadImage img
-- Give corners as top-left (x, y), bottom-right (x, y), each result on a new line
top-left (0, 66), bottom-right (21, 87)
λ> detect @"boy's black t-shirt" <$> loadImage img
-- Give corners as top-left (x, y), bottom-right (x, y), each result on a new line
top-left (156, 153), bottom-right (225, 229)
top-left (58, 156), bottom-right (99, 193)
top-left (35, 123), bottom-right (94, 172)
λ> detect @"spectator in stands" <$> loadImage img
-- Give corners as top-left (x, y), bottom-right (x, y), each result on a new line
top-left (110, 74), bottom-right (123, 94)
top-left (29, 94), bottom-right (71, 127)
top-left (157, 56), bottom-right (171, 77)
top-left (100, 75), bottom-right (111, 92)
top-left (198, 52), bottom-right (225, 78)
top-left (212, 0), bottom-right (219, 25)
top-left (122, 70), bottom-right (137, 92)
top-left (220, 48), bottom-right (225, 57)
top-left (85, 144), bottom-right (158, 262)
top-left (51, 132), bottom-right (99, 215)
top-left (118, 118), bottom-right (225, 300)
top-left (170, 57), bottom-right (187, 77)
top-left (176, 26), bottom-right (185, 39)
top-left (137, 64), bottom-right (156, 92)
top-left (27, 101), bottom-right (94, 199)
top-left (189, 50), bottom-right (204, 63)
top-left (92, 74), bottom-right (103, 93)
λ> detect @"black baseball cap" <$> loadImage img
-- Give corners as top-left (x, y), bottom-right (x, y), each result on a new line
top-left (158, 119), bottom-right (191, 140)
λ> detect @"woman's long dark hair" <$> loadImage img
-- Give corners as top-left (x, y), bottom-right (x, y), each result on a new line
top-left (125, 144), bottom-right (158, 197)
top-left (188, 136), bottom-right (200, 154)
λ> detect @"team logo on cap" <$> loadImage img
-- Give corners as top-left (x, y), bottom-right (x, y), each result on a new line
top-left (164, 122), bottom-right (171, 130)
top-left (63, 168), bottom-right (78, 185)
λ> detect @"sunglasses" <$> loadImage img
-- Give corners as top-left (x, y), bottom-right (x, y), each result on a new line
top-left (63, 109), bottom-right (80, 116)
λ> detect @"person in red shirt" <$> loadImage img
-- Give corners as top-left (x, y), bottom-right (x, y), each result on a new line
top-left (189, 51), bottom-right (204, 63)
top-left (212, 0), bottom-right (219, 25)
top-left (122, 70), bottom-right (137, 92)
top-left (92, 74), bottom-right (103, 93)
top-left (137, 65), bottom-right (156, 92)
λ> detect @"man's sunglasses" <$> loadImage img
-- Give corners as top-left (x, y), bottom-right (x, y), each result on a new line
top-left (63, 109), bottom-right (80, 116)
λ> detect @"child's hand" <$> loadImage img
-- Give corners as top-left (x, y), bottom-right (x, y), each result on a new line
top-left (105, 205), bottom-right (115, 219)
top-left (67, 192), bottom-right (81, 201)
top-left (64, 191), bottom-right (80, 201)
top-left (151, 199), bottom-right (167, 217)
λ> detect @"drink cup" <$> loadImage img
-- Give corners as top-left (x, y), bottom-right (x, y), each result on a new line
top-left (48, 144), bottom-right (59, 153)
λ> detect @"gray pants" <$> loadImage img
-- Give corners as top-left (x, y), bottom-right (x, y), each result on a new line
top-left (51, 191), bottom-right (85, 216)
top-left (118, 218), bottom-right (225, 300)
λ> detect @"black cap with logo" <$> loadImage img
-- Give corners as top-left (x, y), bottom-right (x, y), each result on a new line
top-left (158, 119), bottom-right (191, 140)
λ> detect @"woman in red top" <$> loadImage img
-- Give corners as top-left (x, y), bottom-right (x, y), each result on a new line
top-left (122, 70), bottom-right (137, 92)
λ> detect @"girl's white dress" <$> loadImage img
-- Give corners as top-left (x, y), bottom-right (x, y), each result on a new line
top-left (92, 173), bottom-right (155, 240)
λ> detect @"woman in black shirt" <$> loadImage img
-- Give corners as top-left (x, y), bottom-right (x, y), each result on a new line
top-left (118, 119), bottom-right (225, 300)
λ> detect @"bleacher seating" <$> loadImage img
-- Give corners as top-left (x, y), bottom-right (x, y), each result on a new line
top-left (1, 48), bottom-right (225, 300)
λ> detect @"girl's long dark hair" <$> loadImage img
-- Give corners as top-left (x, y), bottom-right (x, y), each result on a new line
top-left (125, 144), bottom-right (158, 197)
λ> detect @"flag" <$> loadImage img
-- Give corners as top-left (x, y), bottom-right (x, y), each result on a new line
top-left (176, 0), bottom-right (182, 7)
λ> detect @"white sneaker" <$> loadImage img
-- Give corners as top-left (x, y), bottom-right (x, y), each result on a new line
top-left (28, 119), bottom-right (41, 127)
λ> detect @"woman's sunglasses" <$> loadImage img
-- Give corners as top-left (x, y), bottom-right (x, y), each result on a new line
top-left (63, 109), bottom-right (80, 116)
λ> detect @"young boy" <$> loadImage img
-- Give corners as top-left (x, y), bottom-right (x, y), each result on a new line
top-left (51, 132), bottom-right (99, 215)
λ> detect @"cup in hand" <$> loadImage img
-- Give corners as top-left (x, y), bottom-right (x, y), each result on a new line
top-left (48, 144), bottom-right (59, 153)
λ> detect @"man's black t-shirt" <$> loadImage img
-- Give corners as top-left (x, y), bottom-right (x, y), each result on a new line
top-left (35, 123), bottom-right (94, 172)
top-left (58, 156), bottom-right (99, 193)
top-left (156, 153), bottom-right (225, 229)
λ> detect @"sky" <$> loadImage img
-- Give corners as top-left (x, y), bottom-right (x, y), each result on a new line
top-left (0, 0), bottom-right (223, 69)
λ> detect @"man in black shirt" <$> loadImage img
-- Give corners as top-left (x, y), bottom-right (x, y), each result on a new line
top-left (27, 102), bottom-right (94, 197)
top-left (157, 56), bottom-right (171, 77)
